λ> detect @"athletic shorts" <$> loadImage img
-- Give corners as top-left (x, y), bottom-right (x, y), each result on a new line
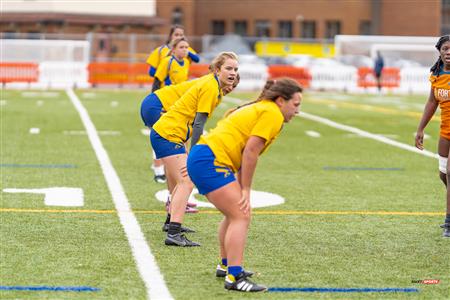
top-left (140, 93), bottom-right (163, 127)
top-left (187, 144), bottom-right (236, 195)
top-left (150, 129), bottom-right (186, 159)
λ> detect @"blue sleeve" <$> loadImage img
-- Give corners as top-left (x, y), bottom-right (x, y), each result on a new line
top-left (149, 66), bottom-right (157, 77)
top-left (164, 77), bottom-right (172, 86)
top-left (188, 51), bottom-right (200, 63)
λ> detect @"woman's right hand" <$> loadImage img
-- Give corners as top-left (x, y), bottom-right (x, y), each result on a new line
top-left (239, 189), bottom-right (251, 216)
top-left (415, 130), bottom-right (424, 150)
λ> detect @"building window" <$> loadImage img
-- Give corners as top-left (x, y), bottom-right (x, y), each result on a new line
top-left (234, 20), bottom-right (247, 36)
top-left (301, 20), bottom-right (316, 39)
top-left (278, 21), bottom-right (293, 38)
top-left (212, 20), bottom-right (225, 35)
top-left (255, 20), bottom-right (270, 37)
top-left (359, 20), bottom-right (372, 35)
top-left (442, 0), bottom-right (450, 35)
top-left (325, 20), bottom-right (341, 39)
top-left (172, 7), bottom-right (183, 25)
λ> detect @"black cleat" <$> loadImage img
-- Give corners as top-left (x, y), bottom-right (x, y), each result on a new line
top-left (216, 264), bottom-right (254, 278)
top-left (165, 233), bottom-right (200, 247)
top-left (154, 174), bottom-right (166, 183)
top-left (224, 272), bottom-right (267, 292)
top-left (442, 223), bottom-right (450, 238)
top-left (162, 223), bottom-right (196, 233)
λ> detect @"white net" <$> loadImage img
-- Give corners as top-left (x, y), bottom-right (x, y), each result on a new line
top-left (1, 39), bottom-right (90, 63)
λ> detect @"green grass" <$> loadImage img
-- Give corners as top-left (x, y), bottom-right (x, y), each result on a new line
top-left (1, 88), bottom-right (448, 299)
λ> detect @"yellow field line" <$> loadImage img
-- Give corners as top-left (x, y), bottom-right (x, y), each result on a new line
top-left (0, 208), bottom-right (444, 216)
top-left (310, 98), bottom-right (440, 122)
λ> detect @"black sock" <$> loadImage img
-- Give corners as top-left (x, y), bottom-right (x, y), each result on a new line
top-left (164, 213), bottom-right (171, 225)
top-left (445, 214), bottom-right (450, 224)
top-left (168, 222), bottom-right (181, 235)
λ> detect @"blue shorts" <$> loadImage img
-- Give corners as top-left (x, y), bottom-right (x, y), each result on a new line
top-left (150, 129), bottom-right (186, 159)
top-left (187, 144), bottom-right (236, 195)
top-left (140, 93), bottom-right (164, 127)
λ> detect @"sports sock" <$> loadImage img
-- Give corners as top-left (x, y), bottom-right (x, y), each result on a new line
top-left (153, 164), bottom-right (165, 176)
top-left (164, 213), bottom-right (171, 225)
top-left (445, 213), bottom-right (450, 224)
top-left (227, 266), bottom-right (243, 278)
top-left (168, 222), bottom-right (181, 235)
top-left (221, 258), bottom-right (228, 267)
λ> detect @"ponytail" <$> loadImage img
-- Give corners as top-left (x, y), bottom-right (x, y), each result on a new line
top-left (224, 78), bottom-right (302, 117)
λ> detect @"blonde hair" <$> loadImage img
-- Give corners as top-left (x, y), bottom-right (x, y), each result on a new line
top-left (209, 52), bottom-right (238, 72)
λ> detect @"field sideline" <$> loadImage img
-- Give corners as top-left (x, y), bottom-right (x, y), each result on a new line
top-left (1, 88), bottom-right (448, 300)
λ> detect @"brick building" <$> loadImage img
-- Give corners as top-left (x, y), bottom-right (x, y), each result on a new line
top-left (156, 0), bottom-right (446, 38)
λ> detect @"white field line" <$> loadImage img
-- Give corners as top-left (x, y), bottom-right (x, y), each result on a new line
top-left (224, 96), bottom-right (438, 160)
top-left (305, 130), bottom-right (321, 138)
top-left (66, 89), bottom-right (172, 300)
top-left (298, 112), bottom-right (438, 160)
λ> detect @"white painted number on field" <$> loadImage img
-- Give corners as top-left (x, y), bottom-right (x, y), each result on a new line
top-left (155, 189), bottom-right (285, 208)
top-left (3, 187), bottom-right (84, 206)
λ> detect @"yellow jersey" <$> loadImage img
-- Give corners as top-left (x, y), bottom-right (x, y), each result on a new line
top-left (153, 73), bottom-right (223, 143)
top-left (146, 45), bottom-right (197, 77)
top-left (199, 100), bottom-right (284, 173)
top-left (430, 70), bottom-right (450, 139)
top-left (154, 78), bottom-right (201, 112)
top-left (154, 56), bottom-right (191, 88)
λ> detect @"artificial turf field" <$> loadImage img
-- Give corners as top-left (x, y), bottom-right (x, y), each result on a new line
top-left (1, 88), bottom-right (449, 299)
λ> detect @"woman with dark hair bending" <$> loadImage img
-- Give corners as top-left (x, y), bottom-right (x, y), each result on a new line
top-left (187, 78), bottom-right (303, 292)
top-left (415, 35), bottom-right (450, 238)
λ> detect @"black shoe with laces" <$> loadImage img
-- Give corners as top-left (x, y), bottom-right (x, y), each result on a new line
top-left (216, 264), bottom-right (254, 278)
top-left (442, 223), bottom-right (450, 238)
top-left (224, 272), bottom-right (267, 292)
top-left (162, 223), bottom-right (196, 233)
top-left (154, 174), bottom-right (166, 183)
top-left (165, 233), bottom-right (200, 247)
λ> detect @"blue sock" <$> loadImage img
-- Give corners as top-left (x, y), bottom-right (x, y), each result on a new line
top-left (228, 266), bottom-right (243, 278)
top-left (221, 258), bottom-right (227, 266)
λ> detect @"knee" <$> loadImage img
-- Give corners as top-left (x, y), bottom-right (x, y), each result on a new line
top-left (177, 176), bottom-right (194, 189)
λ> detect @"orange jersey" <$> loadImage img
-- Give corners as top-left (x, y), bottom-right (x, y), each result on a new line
top-left (430, 71), bottom-right (450, 139)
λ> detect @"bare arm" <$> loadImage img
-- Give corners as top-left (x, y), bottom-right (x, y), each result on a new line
top-left (239, 136), bottom-right (266, 214)
top-left (415, 88), bottom-right (438, 150)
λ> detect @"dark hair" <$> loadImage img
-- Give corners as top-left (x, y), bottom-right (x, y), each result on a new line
top-left (166, 25), bottom-right (185, 44)
top-left (225, 77), bottom-right (302, 117)
top-left (430, 35), bottom-right (450, 76)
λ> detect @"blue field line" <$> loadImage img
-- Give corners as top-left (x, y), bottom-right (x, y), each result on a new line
top-left (268, 287), bottom-right (419, 293)
top-left (0, 164), bottom-right (77, 169)
top-left (0, 286), bottom-right (100, 292)
top-left (323, 166), bottom-right (404, 171)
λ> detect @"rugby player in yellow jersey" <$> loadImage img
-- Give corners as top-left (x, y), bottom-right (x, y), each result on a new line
top-left (150, 52), bottom-right (239, 246)
top-left (140, 73), bottom-right (240, 224)
top-left (146, 25), bottom-right (199, 183)
top-left (146, 25), bottom-right (199, 78)
top-left (187, 78), bottom-right (302, 292)
top-left (152, 38), bottom-right (190, 92)
top-left (415, 35), bottom-right (450, 238)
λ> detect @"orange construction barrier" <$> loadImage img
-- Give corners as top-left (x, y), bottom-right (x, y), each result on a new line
top-left (88, 62), bottom-right (131, 85)
top-left (131, 63), bottom-right (153, 85)
top-left (0, 62), bottom-right (39, 83)
top-left (189, 64), bottom-right (210, 79)
top-left (357, 67), bottom-right (400, 88)
top-left (268, 65), bottom-right (311, 88)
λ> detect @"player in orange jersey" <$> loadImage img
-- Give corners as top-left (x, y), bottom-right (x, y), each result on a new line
top-left (415, 35), bottom-right (450, 238)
